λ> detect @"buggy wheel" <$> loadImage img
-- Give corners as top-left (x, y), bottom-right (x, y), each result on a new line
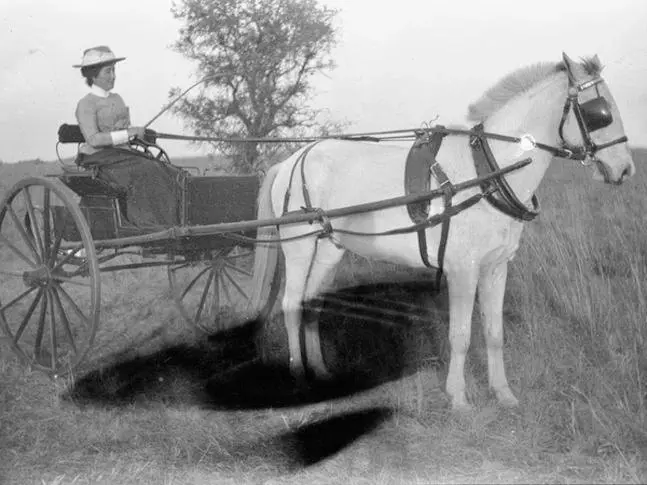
top-left (168, 244), bottom-right (278, 333)
top-left (0, 177), bottom-right (100, 376)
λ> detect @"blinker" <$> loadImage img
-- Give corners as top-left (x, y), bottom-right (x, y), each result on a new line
top-left (580, 96), bottom-right (613, 132)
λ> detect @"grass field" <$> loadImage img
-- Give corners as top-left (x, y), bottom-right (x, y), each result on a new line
top-left (1, 150), bottom-right (646, 484)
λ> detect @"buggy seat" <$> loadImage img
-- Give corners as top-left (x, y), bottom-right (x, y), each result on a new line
top-left (57, 123), bottom-right (158, 145)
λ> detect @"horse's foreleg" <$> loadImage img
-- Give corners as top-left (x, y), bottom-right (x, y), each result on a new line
top-left (445, 266), bottom-right (479, 411)
top-left (478, 261), bottom-right (519, 407)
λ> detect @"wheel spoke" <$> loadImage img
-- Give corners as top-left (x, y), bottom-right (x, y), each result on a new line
top-left (0, 270), bottom-right (24, 278)
top-left (211, 272), bottom-right (220, 319)
top-left (33, 291), bottom-right (48, 359)
top-left (47, 231), bottom-right (64, 266)
top-left (51, 286), bottom-right (77, 354)
top-left (6, 205), bottom-right (40, 264)
top-left (23, 188), bottom-right (45, 258)
top-left (42, 189), bottom-right (52, 252)
top-left (170, 261), bottom-right (191, 272)
top-left (0, 233), bottom-right (38, 269)
top-left (57, 285), bottom-right (90, 328)
top-left (1, 286), bottom-right (37, 313)
top-left (51, 275), bottom-right (92, 287)
top-left (11, 288), bottom-right (43, 345)
top-left (47, 288), bottom-right (58, 369)
top-left (219, 272), bottom-right (233, 305)
top-left (221, 267), bottom-right (249, 300)
top-left (225, 251), bottom-right (251, 261)
top-left (179, 265), bottom-right (211, 300)
top-left (194, 270), bottom-right (215, 323)
top-left (223, 260), bottom-right (253, 278)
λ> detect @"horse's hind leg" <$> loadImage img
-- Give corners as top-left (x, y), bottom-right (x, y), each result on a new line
top-left (478, 261), bottom-right (519, 407)
top-left (302, 238), bottom-right (345, 379)
top-left (281, 237), bottom-right (319, 382)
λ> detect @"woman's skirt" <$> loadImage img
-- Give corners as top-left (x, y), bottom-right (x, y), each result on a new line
top-left (77, 148), bottom-right (184, 228)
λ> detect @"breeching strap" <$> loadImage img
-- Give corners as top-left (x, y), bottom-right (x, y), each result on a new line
top-left (282, 141), bottom-right (337, 237)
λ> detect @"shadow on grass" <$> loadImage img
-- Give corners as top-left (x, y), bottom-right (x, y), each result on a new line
top-left (255, 407), bottom-right (394, 469)
top-left (62, 280), bottom-right (446, 468)
top-left (64, 280), bottom-right (447, 410)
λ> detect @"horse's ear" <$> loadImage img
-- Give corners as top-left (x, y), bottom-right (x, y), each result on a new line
top-left (562, 52), bottom-right (585, 81)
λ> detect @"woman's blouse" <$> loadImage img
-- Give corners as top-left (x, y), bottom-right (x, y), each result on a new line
top-left (75, 85), bottom-right (131, 155)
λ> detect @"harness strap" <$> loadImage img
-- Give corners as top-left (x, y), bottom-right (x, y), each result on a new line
top-left (283, 141), bottom-right (322, 215)
top-left (427, 131), bottom-right (454, 288)
top-left (404, 129), bottom-right (454, 287)
top-left (413, 131), bottom-right (447, 271)
top-left (470, 124), bottom-right (539, 221)
top-left (435, 185), bottom-right (454, 288)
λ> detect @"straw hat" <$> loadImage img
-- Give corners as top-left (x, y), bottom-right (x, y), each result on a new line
top-left (73, 46), bottom-right (125, 68)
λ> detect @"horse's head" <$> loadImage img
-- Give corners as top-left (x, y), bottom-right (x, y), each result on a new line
top-left (559, 53), bottom-right (635, 184)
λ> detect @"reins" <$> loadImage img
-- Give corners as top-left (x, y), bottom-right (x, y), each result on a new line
top-left (154, 125), bottom-right (583, 161)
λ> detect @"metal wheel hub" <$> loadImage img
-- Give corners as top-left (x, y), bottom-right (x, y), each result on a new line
top-left (22, 265), bottom-right (52, 288)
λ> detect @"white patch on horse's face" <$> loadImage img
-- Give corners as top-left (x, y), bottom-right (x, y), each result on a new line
top-left (563, 78), bottom-right (635, 183)
top-left (588, 84), bottom-right (635, 182)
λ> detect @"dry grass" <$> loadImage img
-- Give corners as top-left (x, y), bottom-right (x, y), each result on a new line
top-left (1, 152), bottom-right (647, 484)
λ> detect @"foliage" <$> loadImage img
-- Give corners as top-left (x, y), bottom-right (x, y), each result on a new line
top-left (170, 0), bottom-right (339, 173)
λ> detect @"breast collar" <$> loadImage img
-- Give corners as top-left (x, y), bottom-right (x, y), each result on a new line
top-left (470, 123), bottom-right (540, 221)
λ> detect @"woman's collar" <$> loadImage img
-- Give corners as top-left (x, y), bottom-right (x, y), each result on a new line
top-left (90, 84), bottom-right (110, 98)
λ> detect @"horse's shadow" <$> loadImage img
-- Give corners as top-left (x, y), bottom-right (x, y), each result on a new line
top-left (64, 278), bottom-right (448, 410)
top-left (63, 279), bottom-right (447, 468)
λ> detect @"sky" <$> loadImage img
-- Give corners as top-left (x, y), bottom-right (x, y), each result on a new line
top-left (1, 0), bottom-right (646, 163)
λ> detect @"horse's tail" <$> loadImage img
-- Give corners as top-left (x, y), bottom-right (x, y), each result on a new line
top-left (250, 163), bottom-right (281, 316)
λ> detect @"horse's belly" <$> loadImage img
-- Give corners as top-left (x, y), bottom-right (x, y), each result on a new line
top-left (334, 209), bottom-right (440, 269)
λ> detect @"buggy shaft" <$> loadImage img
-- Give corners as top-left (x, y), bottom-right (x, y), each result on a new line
top-left (89, 157), bottom-right (531, 249)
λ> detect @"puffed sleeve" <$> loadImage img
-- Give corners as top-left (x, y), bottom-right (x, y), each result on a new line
top-left (75, 96), bottom-right (98, 143)
top-left (75, 96), bottom-right (118, 148)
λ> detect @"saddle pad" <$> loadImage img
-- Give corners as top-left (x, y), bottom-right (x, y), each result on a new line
top-left (404, 137), bottom-right (431, 222)
top-left (404, 132), bottom-right (448, 223)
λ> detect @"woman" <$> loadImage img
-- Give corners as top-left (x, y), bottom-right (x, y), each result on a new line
top-left (74, 45), bottom-right (183, 228)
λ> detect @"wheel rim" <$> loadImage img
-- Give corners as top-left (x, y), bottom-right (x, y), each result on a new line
top-left (0, 178), bottom-right (100, 376)
top-left (168, 245), bottom-right (261, 333)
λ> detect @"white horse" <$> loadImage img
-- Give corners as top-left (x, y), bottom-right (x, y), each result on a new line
top-left (250, 53), bottom-right (635, 411)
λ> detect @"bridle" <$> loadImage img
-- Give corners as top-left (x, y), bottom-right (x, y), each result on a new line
top-left (558, 76), bottom-right (629, 183)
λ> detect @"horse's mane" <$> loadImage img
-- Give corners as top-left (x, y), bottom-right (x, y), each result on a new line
top-left (467, 56), bottom-right (603, 122)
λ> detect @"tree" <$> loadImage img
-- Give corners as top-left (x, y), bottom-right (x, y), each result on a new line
top-left (170, 0), bottom-right (339, 173)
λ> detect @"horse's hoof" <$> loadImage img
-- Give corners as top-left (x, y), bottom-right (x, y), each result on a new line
top-left (495, 387), bottom-right (519, 408)
top-left (311, 364), bottom-right (334, 382)
top-left (451, 402), bottom-right (474, 414)
top-left (449, 395), bottom-right (473, 413)
top-left (289, 361), bottom-right (307, 387)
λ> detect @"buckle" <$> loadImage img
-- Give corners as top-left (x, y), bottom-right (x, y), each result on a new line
top-left (430, 162), bottom-right (451, 187)
top-left (577, 77), bottom-right (603, 92)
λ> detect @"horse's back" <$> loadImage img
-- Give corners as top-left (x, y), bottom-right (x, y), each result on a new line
top-left (283, 139), bottom-right (410, 208)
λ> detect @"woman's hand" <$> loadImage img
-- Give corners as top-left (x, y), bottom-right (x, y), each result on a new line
top-left (127, 126), bottom-right (146, 139)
